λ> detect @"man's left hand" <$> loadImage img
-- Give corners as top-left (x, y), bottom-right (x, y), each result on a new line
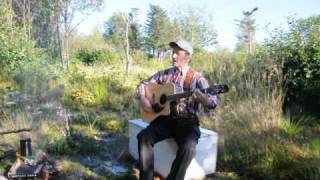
top-left (192, 89), bottom-right (214, 108)
top-left (192, 89), bottom-right (206, 104)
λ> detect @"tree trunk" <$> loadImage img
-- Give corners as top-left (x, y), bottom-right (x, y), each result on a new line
top-left (54, 0), bottom-right (63, 66)
top-left (57, 19), bottom-right (63, 67)
top-left (27, 0), bottom-right (31, 38)
top-left (125, 15), bottom-right (132, 74)
top-left (22, 0), bottom-right (26, 36)
top-left (62, 0), bottom-right (70, 70)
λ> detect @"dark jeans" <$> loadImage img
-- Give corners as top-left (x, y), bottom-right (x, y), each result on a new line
top-left (137, 115), bottom-right (200, 180)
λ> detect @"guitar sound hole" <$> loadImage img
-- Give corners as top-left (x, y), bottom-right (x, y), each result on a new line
top-left (160, 94), bottom-right (167, 105)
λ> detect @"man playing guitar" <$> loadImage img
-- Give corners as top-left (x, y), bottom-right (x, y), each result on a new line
top-left (136, 38), bottom-right (219, 180)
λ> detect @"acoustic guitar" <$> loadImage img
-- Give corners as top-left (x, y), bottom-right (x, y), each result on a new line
top-left (141, 83), bottom-right (229, 122)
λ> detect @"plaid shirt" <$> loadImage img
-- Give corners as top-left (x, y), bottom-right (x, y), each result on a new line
top-left (137, 67), bottom-right (219, 115)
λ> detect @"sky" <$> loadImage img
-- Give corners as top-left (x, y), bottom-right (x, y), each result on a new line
top-left (73, 0), bottom-right (320, 50)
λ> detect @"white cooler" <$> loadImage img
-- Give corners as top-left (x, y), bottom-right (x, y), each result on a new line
top-left (128, 119), bottom-right (218, 180)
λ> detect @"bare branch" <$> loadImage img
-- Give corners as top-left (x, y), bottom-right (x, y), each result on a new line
top-left (0, 128), bottom-right (32, 135)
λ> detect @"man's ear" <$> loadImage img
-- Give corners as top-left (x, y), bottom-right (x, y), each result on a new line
top-left (186, 53), bottom-right (192, 63)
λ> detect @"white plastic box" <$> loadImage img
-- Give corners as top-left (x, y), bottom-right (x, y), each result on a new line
top-left (128, 119), bottom-right (218, 180)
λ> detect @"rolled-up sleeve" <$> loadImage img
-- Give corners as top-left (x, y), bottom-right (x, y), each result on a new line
top-left (136, 72), bottom-right (160, 98)
top-left (196, 75), bottom-right (219, 109)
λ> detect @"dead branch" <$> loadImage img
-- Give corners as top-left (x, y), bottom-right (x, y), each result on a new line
top-left (0, 128), bottom-right (32, 135)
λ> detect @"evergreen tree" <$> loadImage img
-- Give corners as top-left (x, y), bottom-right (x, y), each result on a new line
top-left (235, 7), bottom-right (258, 55)
top-left (103, 12), bottom-right (127, 50)
top-left (129, 8), bottom-right (143, 52)
top-left (145, 4), bottom-right (171, 58)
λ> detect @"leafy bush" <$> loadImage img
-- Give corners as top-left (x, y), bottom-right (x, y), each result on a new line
top-left (45, 124), bottom-right (100, 155)
top-left (66, 131), bottom-right (100, 154)
top-left (76, 48), bottom-right (101, 65)
top-left (13, 59), bottom-right (63, 98)
top-left (0, 4), bottom-right (40, 76)
top-left (69, 89), bottom-right (96, 107)
top-left (58, 160), bottom-right (102, 179)
top-left (103, 75), bottom-right (135, 111)
top-left (104, 119), bottom-right (127, 134)
top-left (263, 15), bottom-right (320, 115)
top-left (45, 127), bottom-right (72, 155)
top-left (75, 48), bottom-right (120, 65)
top-left (72, 111), bottom-right (97, 126)
top-left (279, 117), bottom-right (303, 139)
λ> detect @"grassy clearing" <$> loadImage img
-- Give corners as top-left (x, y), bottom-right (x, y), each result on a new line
top-left (1, 52), bottom-right (319, 179)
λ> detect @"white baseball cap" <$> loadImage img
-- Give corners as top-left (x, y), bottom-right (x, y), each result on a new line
top-left (169, 38), bottom-right (193, 55)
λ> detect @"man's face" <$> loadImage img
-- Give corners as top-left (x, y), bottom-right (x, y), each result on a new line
top-left (171, 47), bottom-right (190, 69)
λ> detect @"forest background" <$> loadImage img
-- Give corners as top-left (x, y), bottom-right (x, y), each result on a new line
top-left (0, 0), bottom-right (319, 179)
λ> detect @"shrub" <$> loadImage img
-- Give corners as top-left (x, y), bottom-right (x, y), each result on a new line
top-left (13, 59), bottom-right (63, 98)
top-left (263, 15), bottom-right (320, 115)
top-left (76, 48), bottom-right (101, 65)
top-left (45, 127), bottom-right (72, 155)
top-left (0, 4), bottom-right (40, 76)
top-left (45, 123), bottom-right (100, 155)
top-left (104, 119), bottom-right (127, 134)
top-left (69, 89), bottom-right (96, 107)
top-left (75, 48), bottom-right (120, 65)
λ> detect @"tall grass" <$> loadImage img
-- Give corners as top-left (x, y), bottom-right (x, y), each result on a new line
top-left (1, 48), bottom-right (319, 179)
top-left (195, 51), bottom-right (319, 179)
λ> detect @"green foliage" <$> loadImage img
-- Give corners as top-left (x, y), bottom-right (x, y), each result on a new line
top-left (191, 50), bottom-right (215, 74)
top-left (176, 7), bottom-right (218, 48)
top-left (45, 123), bottom-right (100, 155)
top-left (66, 131), bottom-right (100, 154)
top-left (72, 111), bottom-right (97, 127)
top-left (264, 15), bottom-right (320, 114)
top-left (0, 158), bottom-right (15, 176)
top-left (2, 2), bottom-right (320, 179)
top-left (62, 63), bottom-right (138, 112)
top-left (220, 129), bottom-right (320, 180)
top-left (59, 161), bottom-right (102, 179)
top-left (69, 88), bottom-right (97, 107)
top-left (103, 12), bottom-right (127, 49)
top-left (279, 117), bottom-right (303, 139)
top-left (75, 48), bottom-right (120, 65)
top-left (103, 9), bottom-right (143, 53)
top-left (309, 139), bottom-right (320, 157)
top-left (104, 119), bottom-right (127, 134)
top-left (13, 58), bottom-right (63, 98)
top-left (46, 126), bottom-right (72, 155)
top-left (267, 143), bottom-right (319, 180)
top-left (103, 75), bottom-right (135, 111)
top-left (76, 48), bottom-right (101, 65)
top-left (0, 4), bottom-right (40, 76)
top-left (197, 44), bottom-right (320, 179)
top-left (145, 4), bottom-right (171, 57)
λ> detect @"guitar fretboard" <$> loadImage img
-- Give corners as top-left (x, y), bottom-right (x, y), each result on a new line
top-left (167, 91), bottom-right (193, 101)
top-left (166, 84), bottom-right (228, 102)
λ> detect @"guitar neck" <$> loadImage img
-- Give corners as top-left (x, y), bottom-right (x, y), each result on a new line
top-left (167, 91), bottom-right (193, 101)
top-left (166, 84), bottom-right (228, 102)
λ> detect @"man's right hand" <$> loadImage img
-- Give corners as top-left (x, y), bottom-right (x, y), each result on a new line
top-left (140, 96), bottom-right (153, 112)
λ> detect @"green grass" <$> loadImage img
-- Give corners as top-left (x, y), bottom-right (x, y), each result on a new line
top-left (1, 50), bottom-right (319, 179)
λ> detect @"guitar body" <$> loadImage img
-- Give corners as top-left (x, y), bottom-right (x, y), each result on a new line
top-left (140, 83), bottom-right (229, 123)
top-left (141, 83), bottom-right (175, 123)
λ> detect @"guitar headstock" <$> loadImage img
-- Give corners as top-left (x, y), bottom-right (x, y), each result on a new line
top-left (204, 84), bottom-right (229, 95)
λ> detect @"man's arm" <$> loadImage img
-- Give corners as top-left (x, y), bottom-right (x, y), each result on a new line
top-left (136, 71), bottom-right (162, 112)
top-left (192, 75), bottom-right (219, 109)
top-left (193, 89), bottom-right (217, 108)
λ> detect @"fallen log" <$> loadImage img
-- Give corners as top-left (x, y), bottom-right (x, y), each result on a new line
top-left (0, 128), bottom-right (32, 135)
